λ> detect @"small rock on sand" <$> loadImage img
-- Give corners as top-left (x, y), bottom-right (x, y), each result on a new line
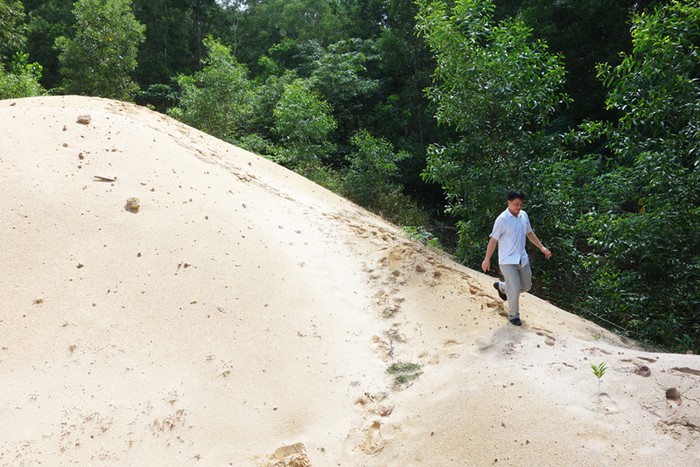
top-left (125, 197), bottom-right (141, 213)
top-left (666, 387), bottom-right (682, 403)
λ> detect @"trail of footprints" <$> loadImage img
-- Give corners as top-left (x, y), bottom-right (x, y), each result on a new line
top-left (331, 213), bottom-right (565, 453)
top-left (331, 214), bottom-right (470, 453)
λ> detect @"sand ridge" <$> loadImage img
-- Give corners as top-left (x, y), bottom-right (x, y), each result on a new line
top-left (0, 96), bottom-right (698, 466)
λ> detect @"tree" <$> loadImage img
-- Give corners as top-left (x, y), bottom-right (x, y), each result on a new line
top-left (344, 130), bottom-right (408, 207)
top-left (168, 36), bottom-right (256, 142)
top-left (343, 130), bottom-right (425, 225)
top-left (574, 0), bottom-right (700, 351)
top-left (272, 78), bottom-right (337, 173)
top-left (492, 0), bottom-right (645, 125)
top-left (23, 0), bottom-right (74, 90)
top-left (309, 39), bottom-right (382, 140)
top-left (375, 0), bottom-right (437, 148)
top-left (0, 0), bottom-right (27, 65)
top-left (277, 0), bottom-right (345, 44)
top-left (132, 0), bottom-right (225, 88)
top-left (0, 1), bottom-right (45, 99)
top-left (132, 0), bottom-right (198, 87)
top-left (415, 0), bottom-right (570, 263)
top-left (233, 0), bottom-right (350, 69)
top-left (0, 52), bottom-right (45, 99)
top-left (55, 0), bottom-right (145, 100)
top-left (213, 1), bottom-right (248, 57)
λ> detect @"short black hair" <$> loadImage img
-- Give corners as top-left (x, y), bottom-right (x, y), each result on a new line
top-left (507, 189), bottom-right (525, 201)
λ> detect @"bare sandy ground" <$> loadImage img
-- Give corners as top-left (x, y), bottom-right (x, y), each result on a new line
top-left (0, 96), bottom-right (698, 466)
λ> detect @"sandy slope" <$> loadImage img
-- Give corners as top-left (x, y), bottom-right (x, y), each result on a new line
top-left (0, 96), bottom-right (698, 466)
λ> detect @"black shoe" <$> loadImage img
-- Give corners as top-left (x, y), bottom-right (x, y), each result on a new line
top-left (493, 282), bottom-right (507, 301)
top-left (509, 317), bottom-right (522, 326)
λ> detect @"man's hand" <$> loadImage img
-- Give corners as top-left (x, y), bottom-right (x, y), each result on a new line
top-left (541, 246), bottom-right (552, 259)
top-left (483, 237), bottom-right (498, 272)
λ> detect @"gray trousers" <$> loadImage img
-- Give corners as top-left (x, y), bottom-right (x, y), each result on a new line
top-left (498, 262), bottom-right (532, 320)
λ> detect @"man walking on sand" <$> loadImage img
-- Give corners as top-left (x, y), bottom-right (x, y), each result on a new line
top-left (481, 189), bottom-right (551, 326)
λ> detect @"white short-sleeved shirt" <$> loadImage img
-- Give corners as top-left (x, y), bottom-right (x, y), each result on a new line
top-left (490, 208), bottom-right (532, 265)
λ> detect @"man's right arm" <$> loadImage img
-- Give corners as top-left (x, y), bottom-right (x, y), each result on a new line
top-left (481, 237), bottom-right (498, 272)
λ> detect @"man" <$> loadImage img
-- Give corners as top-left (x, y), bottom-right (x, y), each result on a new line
top-left (481, 189), bottom-right (551, 326)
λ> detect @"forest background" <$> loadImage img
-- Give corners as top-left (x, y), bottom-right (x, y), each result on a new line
top-left (1, 0), bottom-right (698, 353)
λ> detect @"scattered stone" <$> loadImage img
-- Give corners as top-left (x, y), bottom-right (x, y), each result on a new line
top-left (666, 387), bottom-right (682, 404)
top-left (635, 365), bottom-right (651, 377)
top-left (77, 114), bottom-right (91, 125)
top-left (265, 443), bottom-right (310, 467)
top-left (125, 197), bottom-right (141, 213)
top-left (415, 263), bottom-right (426, 273)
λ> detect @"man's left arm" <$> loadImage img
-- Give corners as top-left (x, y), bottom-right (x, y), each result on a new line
top-left (526, 231), bottom-right (552, 259)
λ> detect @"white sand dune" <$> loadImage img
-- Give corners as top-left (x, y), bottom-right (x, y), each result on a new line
top-left (1, 96), bottom-right (698, 466)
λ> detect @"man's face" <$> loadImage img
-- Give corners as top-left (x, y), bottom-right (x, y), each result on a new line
top-left (507, 198), bottom-right (524, 216)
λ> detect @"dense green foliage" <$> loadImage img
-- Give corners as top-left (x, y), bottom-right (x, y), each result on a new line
top-left (272, 77), bottom-right (338, 172)
top-left (1, 0), bottom-right (28, 63)
top-left (416, 0), bottom-right (570, 262)
top-left (169, 37), bottom-right (256, 141)
top-left (8, 0), bottom-right (699, 352)
top-left (573, 0), bottom-right (700, 350)
top-left (55, 0), bottom-right (145, 99)
top-left (0, 52), bottom-right (45, 99)
top-left (0, 1), bottom-right (44, 98)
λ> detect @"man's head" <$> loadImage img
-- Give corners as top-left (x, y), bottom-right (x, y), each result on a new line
top-left (507, 189), bottom-right (525, 202)
top-left (507, 189), bottom-right (525, 216)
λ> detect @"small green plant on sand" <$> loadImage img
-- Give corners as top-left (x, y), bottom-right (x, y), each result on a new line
top-left (591, 362), bottom-right (607, 393)
top-left (387, 362), bottom-right (422, 386)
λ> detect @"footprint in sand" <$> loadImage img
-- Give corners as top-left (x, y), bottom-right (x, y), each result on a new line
top-left (485, 300), bottom-right (506, 313)
top-left (532, 327), bottom-right (556, 346)
top-left (583, 347), bottom-right (613, 356)
top-left (360, 420), bottom-right (385, 455)
top-left (372, 289), bottom-right (404, 319)
top-left (504, 341), bottom-right (519, 355)
top-left (594, 393), bottom-right (620, 415)
top-left (264, 442), bottom-right (311, 467)
top-left (355, 392), bottom-right (394, 417)
top-left (369, 335), bottom-right (394, 361)
top-left (619, 358), bottom-right (654, 377)
top-left (429, 339), bottom-right (462, 362)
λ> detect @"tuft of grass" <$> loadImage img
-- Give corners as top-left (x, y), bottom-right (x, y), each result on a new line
top-left (387, 362), bottom-right (422, 386)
